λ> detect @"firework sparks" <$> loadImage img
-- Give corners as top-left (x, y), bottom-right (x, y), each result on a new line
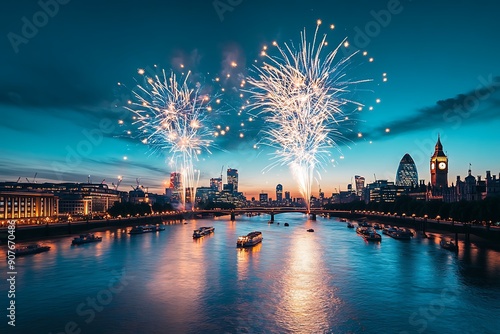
top-left (125, 68), bottom-right (216, 210)
top-left (247, 21), bottom-right (369, 211)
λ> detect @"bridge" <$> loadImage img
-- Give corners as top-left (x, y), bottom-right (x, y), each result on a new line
top-left (185, 208), bottom-right (500, 242)
top-left (193, 208), bottom-right (350, 221)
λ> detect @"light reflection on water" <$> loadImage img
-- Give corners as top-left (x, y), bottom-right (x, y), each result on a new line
top-left (3, 213), bottom-right (500, 334)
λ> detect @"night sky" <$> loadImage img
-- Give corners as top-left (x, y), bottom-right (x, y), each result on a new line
top-left (1, 0), bottom-right (499, 199)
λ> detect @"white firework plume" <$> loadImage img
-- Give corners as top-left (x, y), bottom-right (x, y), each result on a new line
top-left (126, 68), bottom-right (216, 210)
top-left (247, 21), bottom-right (369, 211)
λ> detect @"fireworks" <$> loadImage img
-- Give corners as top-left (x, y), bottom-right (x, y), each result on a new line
top-left (247, 21), bottom-right (369, 211)
top-left (125, 68), bottom-right (216, 209)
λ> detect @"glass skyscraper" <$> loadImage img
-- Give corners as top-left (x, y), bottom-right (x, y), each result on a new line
top-left (395, 153), bottom-right (418, 188)
top-left (276, 184), bottom-right (283, 203)
top-left (227, 168), bottom-right (238, 193)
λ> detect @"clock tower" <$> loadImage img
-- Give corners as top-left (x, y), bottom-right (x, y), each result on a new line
top-left (430, 135), bottom-right (448, 188)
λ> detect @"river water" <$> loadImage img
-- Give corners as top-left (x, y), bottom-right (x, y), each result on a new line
top-left (2, 213), bottom-right (500, 333)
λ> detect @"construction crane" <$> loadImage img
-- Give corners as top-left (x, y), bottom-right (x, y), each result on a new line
top-left (112, 176), bottom-right (123, 191)
top-left (100, 179), bottom-right (106, 184)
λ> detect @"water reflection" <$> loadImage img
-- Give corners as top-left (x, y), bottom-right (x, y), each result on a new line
top-left (236, 241), bottom-right (262, 283)
top-left (459, 242), bottom-right (500, 285)
top-left (5, 213), bottom-right (500, 334)
top-left (146, 220), bottom-right (207, 333)
top-left (275, 228), bottom-right (339, 333)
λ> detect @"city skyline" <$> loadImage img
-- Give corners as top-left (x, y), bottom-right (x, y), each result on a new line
top-left (1, 0), bottom-right (500, 200)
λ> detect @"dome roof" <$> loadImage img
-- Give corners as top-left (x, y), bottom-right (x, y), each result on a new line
top-left (400, 153), bottom-right (415, 164)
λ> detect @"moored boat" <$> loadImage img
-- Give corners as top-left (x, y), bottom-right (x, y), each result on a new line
top-left (237, 231), bottom-right (263, 247)
top-left (356, 226), bottom-right (371, 235)
top-left (193, 226), bottom-right (215, 238)
top-left (363, 231), bottom-right (382, 242)
top-left (358, 221), bottom-right (370, 228)
top-left (389, 229), bottom-right (412, 240)
top-left (383, 226), bottom-right (396, 235)
top-left (72, 233), bottom-right (102, 245)
top-left (440, 238), bottom-right (458, 251)
top-left (14, 244), bottom-right (51, 256)
top-left (129, 225), bottom-right (155, 234)
top-left (347, 222), bottom-right (355, 228)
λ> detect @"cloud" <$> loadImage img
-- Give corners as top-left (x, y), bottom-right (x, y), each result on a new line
top-left (368, 76), bottom-right (500, 138)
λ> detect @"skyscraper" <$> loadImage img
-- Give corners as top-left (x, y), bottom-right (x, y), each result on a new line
top-left (169, 172), bottom-right (182, 202)
top-left (430, 135), bottom-right (448, 188)
top-left (259, 193), bottom-right (268, 203)
top-left (395, 153), bottom-right (419, 188)
top-left (210, 177), bottom-right (222, 191)
top-left (276, 184), bottom-right (283, 203)
top-left (355, 175), bottom-right (365, 197)
top-left (227, 168), bottom-right (238, 193)
top-left (169, 172), bottom-right (181, 190)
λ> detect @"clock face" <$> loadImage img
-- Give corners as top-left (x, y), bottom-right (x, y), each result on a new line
top-left (438, 162), bottom-right (447, 170)
top-left (431, 162), bottom-right (435, 170)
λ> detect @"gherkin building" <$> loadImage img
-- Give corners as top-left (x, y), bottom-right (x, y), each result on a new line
top-left (396, 153), bottom-right (418, 188)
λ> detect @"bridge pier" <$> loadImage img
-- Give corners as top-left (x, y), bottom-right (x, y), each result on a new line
top-left (465, 223), bottom-right (471, 243)
top-left (270, 213), bottom-right (274, 222)
top-left (310, 213), bottom-right (316, 221)
top-left (230, 211), bottom-right (236, 221)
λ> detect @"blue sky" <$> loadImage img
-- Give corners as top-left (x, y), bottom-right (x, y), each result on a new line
top-left (1, 0), bottom-right (499, 199)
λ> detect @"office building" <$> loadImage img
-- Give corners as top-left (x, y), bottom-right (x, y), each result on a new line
top-left (396, 153), bottom-right (418, 188)
top-left (276, 184), bottom-right (283, 203)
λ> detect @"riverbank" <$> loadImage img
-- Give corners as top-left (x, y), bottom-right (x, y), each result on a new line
top-left (328, 211), bottom-right (500, 250)
top-left (0, 213), bottom-right (186, 242)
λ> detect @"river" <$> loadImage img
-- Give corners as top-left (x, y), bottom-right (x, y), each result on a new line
top-left (2, 213), bottom-right (500, 333)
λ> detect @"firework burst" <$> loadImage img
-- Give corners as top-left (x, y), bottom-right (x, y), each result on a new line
top-left (125, 68), bottom-right (216, 210)
top-left (247, 21), bottom-right (370, 211)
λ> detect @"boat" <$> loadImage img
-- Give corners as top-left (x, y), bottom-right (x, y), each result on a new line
top-left (128, 225), bottom-right (155, 234)
top-left (440, 238), bottom-right (458, 251)
top-left (236, 231), bottom-right (263, 248)
top-left (400, 227), bottom-right (414, 236)
top-left (340, 218), bottom-right (347, 222)
top-left (389, 229), bottom-right (412, 240)
top-left (14, 244), bottom-right (51, 256)
top-left (363, 231), bottom-right (382, 242)
top-left (72, 233), bottom-right (102, 245)
top-left (268, 220), bottom-right (274, 224)
top-left (373, 223), bottom-right (381, 230)
top-left (356, 226), bottom-right (370, 235)
top-left (382, 226), bottom-right (396, 235)
top-left (307, 228), bottom-right (315, 232)
top-left (347, 222), bottom-right (355, 228)
top-left (358, 221), bottom-right (370, 228)
top-left (284, 223), bottom-right (289, 227)
top-left (155, 224), bottom-right (165, 231)
top-left (193, 226), bottom-right (215, 239)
